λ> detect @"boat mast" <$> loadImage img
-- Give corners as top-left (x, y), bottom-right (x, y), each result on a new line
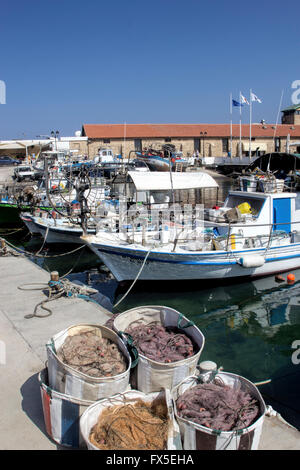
top-left (273, 89), bottom-right (284, 151)
top-left (249, 88), bottom-right (252, 161)
top-left (239, 91), bottom-right (242, 160)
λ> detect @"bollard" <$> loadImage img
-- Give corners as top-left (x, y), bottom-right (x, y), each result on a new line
top-left (0, 238), bottom-right (7, 254)
top-left (50, 271), bottom-right (59, 282)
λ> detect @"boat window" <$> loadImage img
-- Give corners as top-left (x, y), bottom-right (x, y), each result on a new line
top-left (224, 195), bottom-right (265, 215)
top-left (19, 167), bottom-right (31, 171)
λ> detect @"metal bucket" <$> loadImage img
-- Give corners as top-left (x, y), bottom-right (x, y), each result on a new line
top-left (113, 305), bottom-right (205, 393)
top-left (172, 372), bottom-right (266, 450)
top-left (46, 323), bottom-right (131, 401)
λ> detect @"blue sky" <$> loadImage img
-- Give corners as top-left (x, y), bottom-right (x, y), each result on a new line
top-left (1, 0), bottom-right (300, 139)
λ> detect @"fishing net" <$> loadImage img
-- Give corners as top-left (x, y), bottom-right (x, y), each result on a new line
top-left (104, 313), bottom-right (121, 330)
top-left (176, 379), bottom-right (260, 431)
top-left (57, 329), bottom-right (127, 377)
top-left (89, 398), bottom-right (169, 450)
top-left (125, 321), bottom-right (197, 363)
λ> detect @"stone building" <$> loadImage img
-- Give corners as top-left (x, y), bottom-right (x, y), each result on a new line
top-left (281, 104), bottom-right (300, 125)
top-left (81, 118), bottom-right (300, 159)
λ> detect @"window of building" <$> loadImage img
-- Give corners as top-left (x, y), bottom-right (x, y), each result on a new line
top-left (134, 139), bottom-right (142, 152)
top-left (194, 138), bottom-right (201, 152)
top-left (103, 138), bottom-right (110, 144)
top-left (251, 137), bottom-right (256, 141)
top-left (222, 138), bottom-right (228, 153)
top-left (165, 138), bottom-right (172, 142)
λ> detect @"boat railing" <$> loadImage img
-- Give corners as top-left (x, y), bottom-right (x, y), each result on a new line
top-left (223, 220), bottom-right (297, 251)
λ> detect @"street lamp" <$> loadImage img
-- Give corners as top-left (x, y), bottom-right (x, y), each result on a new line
top-left (51, 130), bottom-right (59, 151)
top-left (200, 131), bottom-right (207, 158)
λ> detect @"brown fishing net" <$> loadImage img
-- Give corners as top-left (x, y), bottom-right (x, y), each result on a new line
top-left (125, 321), bottom-right (197, 363)
top-left (176, 379), bottom-right (260, 431)
top-left (57, 329), bottom-right (127, 378)
top-left (89, 397), bottom-right (170, 450)
top-left (104, 313), bottom-right (120, 330)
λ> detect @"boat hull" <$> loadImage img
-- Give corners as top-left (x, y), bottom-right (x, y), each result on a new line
top-left (21, 215), bottom-right (94, 245)
top-left (88, 242), bottom-right (300, 282)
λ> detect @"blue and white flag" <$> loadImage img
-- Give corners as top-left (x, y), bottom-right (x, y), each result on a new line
top-left (251, 92), bottom-right (262, 103)
top-left (232, 99), bottom-right (243, 107)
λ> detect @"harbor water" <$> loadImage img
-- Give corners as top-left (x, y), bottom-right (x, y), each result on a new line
top-left (4, 175), bottom-right (300, 431)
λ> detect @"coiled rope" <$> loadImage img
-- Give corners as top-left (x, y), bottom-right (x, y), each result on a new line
top-left (19, 278), bottom-right (99, 319)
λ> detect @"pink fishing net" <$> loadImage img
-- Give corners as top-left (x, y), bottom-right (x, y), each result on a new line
top-left (176, 379), bottom-right (260, 431)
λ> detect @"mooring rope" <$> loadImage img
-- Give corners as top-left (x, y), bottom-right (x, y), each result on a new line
top-left (19, 278), bottom-right (99, 319)
top-left (3, 237), bottom-right (86, 259)
top-left (113, 246), bottom-right (153, 309)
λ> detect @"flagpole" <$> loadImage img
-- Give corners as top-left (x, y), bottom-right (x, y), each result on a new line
top-left (239, 91), bottom-right (242, 160)
top-left (230, 93), bottom-right (232, 159)
top-left (249, 88), bottom-right (252, 161)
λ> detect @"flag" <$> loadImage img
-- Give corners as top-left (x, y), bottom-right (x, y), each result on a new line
top-left (251, 92), bottom-right (262, 103)
top-left (241, 94), bottom-right (249, 105)
top-left (232, 99), bottom-right (243, 107)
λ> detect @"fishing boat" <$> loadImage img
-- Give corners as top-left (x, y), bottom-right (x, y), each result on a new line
top-left (83, 175), bottom-right (300, 282)
top-left (135, 144), bottom-right (191, 172)
top-left (20, 212), bottom-right (97, 244)
top-left (20, 182), bottom-right (113, 244)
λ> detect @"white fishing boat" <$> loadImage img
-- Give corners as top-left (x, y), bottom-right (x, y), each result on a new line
top-left (20, 183), bottom-right (112, 244)
top-left (83, 176), bottom-right (300, 282)
top-left (20, 212), bottom-right (96, 244)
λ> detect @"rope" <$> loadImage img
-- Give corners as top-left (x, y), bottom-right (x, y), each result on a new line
top-left (3, 237), bottom-right (86, 258)
top-left (20, 277), bottom-right (100, 319)
top-left (113, 246), bottom-right (153, 309)
top-left (0, 238), bottom-right (22, 258)
top-left (0, 227), bottom-right (25, 235)
top-left (34, 226), bottom-right (49, 256)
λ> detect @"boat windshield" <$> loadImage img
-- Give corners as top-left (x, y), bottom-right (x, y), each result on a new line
top-left (224, 194), bottom-right (265, 215)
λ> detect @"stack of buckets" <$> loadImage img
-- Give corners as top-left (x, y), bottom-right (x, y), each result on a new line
top-left (39, 323), bottom-right (132, 448)
top-left (39, 306), bottom-right (266, 450)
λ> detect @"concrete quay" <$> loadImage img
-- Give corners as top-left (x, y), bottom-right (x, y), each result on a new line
top-left (0, 249), bottom-right (299, 450)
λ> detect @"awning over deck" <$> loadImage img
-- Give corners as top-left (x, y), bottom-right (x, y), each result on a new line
top-left (127, 171), bottom-right (219, 191)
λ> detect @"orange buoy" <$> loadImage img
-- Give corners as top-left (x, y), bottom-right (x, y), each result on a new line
top-left (287, 273), bottom-right (295, 282)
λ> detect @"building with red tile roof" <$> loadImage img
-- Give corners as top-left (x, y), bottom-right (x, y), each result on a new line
top-left (80, 116), bottom-right (300, 159)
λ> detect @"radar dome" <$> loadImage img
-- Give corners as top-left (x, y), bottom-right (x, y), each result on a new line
top-left (74, 130), bottom-right (81, 137)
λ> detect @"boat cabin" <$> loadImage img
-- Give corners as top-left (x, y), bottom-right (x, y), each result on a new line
top-left (206, 190), bottom-right (300, 240)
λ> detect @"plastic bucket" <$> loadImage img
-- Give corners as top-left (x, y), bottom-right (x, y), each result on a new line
top-left (113, 306), bottom-right (205, 393)
top-left (79, 389), bottom-right (182, 450)
top-left (240, 176), bottom-right (257, 192)
top-left (46, 324), bottom-right (131, 401)
top-left (39, 368), bottom-right (94, 448)
top-left (172, 372), bottom-right (266, 450)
